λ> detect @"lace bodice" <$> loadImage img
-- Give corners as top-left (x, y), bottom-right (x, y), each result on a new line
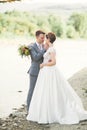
top-left (43, 47), bottom-right (56, 63)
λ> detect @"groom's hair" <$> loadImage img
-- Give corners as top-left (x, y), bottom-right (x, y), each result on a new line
top-left (35, 30), bottom-right (45, 36)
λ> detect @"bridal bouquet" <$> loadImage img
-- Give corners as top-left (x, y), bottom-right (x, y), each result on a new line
top-left (18, 45), bottom-right (30, 57)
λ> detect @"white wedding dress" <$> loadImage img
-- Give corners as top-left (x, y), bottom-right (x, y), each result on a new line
top-left (27, 47), bottom-right (87, 124)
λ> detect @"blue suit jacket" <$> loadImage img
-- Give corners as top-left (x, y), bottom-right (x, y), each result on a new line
top-left (28, 42), bottom-right (45, 76)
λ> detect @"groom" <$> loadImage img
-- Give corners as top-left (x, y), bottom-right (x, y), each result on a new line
top-left (27, 30), bottom-right (47, 111)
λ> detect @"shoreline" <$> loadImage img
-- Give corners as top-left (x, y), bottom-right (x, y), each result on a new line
top-left (0, 68), bottom-right (87, 130)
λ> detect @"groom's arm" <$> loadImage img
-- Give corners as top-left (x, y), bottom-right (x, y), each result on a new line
top-left (29, 46), bottom-right (45, 61)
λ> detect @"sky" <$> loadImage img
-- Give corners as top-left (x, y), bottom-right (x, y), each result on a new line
top-left (22, 0), bottom-right (87, 4)
top-left (0, 0), bottom-right (87, 12)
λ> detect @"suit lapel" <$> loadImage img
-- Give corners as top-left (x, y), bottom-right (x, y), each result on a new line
top-left (34, 42), bottom-right (41, 51)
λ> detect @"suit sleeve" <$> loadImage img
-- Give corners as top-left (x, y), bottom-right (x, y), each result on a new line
top-left (29, 46), bottom-right (45, 61)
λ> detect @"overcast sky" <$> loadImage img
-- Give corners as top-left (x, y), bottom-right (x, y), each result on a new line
top-left (0, 0), bottom-right (87, 12)
top-left (22, 0), bottom-right (87, 4)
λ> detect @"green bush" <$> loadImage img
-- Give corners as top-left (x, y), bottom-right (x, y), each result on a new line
top-left (68, 13), bottom-right (87, 38)
top-left (66, 25), bottom-right (77, 38)
top-left (48, 14), bottom-right (65, 37)
top-left (1, 11), bottom-right (87, 39)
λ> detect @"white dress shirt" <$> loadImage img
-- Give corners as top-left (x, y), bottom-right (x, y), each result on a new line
top-left (36, 42), bottom-right (42, 50)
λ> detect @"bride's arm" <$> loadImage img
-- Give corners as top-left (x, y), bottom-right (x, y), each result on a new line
top-left (40, 52), bottom-right (56, 68)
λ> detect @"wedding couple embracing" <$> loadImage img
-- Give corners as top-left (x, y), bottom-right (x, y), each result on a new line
top-left (26, 30), bottom-right (87, 124)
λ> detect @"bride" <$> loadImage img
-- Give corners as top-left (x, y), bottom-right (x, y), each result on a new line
top-left (27, 32), bottom-right (87, 124)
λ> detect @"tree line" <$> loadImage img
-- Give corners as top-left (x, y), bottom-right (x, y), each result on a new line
top-left (0, 11), bottom-right (87, 39)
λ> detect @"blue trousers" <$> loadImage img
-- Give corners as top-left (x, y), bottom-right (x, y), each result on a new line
top-left (27, 74), bottom-right (37, 111)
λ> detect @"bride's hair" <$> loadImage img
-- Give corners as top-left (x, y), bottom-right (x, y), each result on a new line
top-left (46, 32), bottom-right (56, 43)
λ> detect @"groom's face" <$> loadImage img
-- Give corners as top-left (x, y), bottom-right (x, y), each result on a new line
top-left (36, 34), bottom-right (45, 44)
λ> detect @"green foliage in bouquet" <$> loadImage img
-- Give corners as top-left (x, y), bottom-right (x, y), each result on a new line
top-left (18, 45), bottom-right (30, 57)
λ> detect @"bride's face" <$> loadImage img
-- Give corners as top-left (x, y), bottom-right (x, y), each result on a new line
top-left (45, 35), bottom-right (50, 45)
top-left (45, 38), bottom-right (49, 45)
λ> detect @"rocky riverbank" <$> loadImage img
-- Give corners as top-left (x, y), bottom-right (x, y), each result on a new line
top-left (0, 67), bottom-right (87, 130)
